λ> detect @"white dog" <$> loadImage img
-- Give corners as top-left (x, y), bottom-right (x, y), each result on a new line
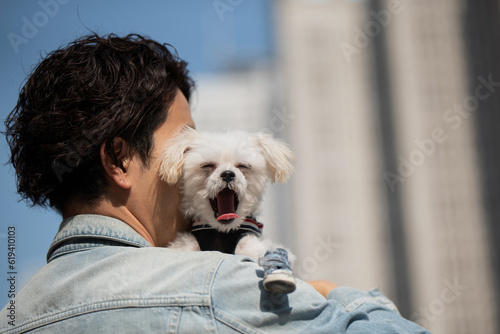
top-left (159, 127), bottom-right (296, 292)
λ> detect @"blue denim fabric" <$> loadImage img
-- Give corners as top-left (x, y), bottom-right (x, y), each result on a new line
top-left (0, 215), bottom-right (430, 333)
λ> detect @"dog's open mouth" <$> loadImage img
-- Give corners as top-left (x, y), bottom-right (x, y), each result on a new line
top-left (209, 188), bottom-right (239, 224)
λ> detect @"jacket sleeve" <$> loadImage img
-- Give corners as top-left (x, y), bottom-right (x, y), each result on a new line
top-left (210, 255), bottom-right (430, 334)
top-left (327, 286), bottom-right (430, 333)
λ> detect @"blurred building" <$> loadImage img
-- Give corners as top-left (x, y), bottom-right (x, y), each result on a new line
top-left (277, 0), bottom-right (393, 301)
top-left (192, 1), bottom-right (499, 333)
top-left (274, 0), bottom-right (499, 333)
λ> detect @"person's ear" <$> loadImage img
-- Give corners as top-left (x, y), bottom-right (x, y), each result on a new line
top-left (100, 137), bottom-right (132, 189)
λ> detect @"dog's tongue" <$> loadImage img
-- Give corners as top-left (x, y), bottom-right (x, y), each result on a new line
top-left (216, 188), bottom-right (239, 221)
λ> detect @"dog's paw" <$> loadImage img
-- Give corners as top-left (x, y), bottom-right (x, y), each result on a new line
top-left (235, 234), bottom-right (268, 261)
top-left (236, 236), bottom-right (297, 268)
top-left (286, 250), bottom-right (296, 267)
top-left (168, 233), bottom-right (201, 252)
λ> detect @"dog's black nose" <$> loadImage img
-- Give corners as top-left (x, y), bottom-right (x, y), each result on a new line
top-left (221, 170), bottom-right (236, 183)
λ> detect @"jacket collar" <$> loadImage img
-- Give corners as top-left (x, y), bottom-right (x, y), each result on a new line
top-left (47, 214), bottom-right (151, 263)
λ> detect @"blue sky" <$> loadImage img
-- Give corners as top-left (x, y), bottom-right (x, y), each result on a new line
top-left (0, 0), bottom-right (273, 307)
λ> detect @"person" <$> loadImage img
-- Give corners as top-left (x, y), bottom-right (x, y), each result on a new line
top-left (1, 33), bottom-right (429, 333)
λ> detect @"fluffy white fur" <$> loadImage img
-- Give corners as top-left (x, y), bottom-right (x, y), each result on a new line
top-left (159, 127), bottom-right (295, 263)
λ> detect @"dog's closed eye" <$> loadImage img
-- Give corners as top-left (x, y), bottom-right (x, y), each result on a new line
top-left (236, 163), bottom-right (251, 170)
top-left (201, 163), bottom-right (217, 172)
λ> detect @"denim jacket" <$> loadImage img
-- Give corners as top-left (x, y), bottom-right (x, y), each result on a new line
top-left (0, 215), bottom-right (429, 333)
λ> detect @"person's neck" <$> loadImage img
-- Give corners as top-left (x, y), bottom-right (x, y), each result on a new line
top-left (63, 187), bottom-right (188, 248)
top-left (63, 197), bottom-right (157, 246)
top-left (62, 199), bottom-right (157, 247)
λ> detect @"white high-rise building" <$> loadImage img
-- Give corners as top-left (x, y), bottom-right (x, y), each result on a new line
top-left (273, 0), bottom-right (497, 333)
top-left (276, 0), bottom-right (392, 295)
top-left (383, 1), bottom-right (496, 332)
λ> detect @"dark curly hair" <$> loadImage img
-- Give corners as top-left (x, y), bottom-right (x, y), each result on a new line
top-left (4, 33), bottom-right (194, 213)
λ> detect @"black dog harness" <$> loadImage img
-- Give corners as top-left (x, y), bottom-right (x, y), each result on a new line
top-left (191, 218), bottom-right (263, 254)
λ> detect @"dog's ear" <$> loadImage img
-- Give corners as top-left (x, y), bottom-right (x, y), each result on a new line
top-left (159, 126), bottom-right (198, 185)
top-left (253, 133), bottom-right (294, 183)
